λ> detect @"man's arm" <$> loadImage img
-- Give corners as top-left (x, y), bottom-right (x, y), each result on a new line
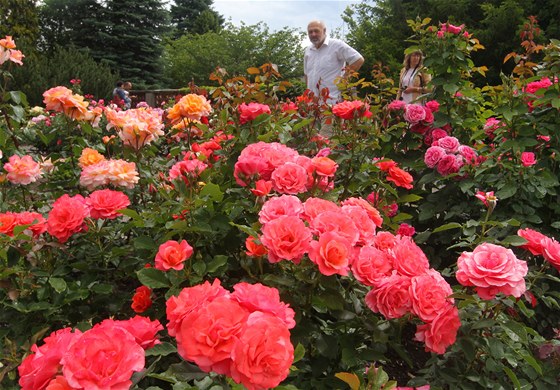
top-left (344, 56), bottom-right (364, 78)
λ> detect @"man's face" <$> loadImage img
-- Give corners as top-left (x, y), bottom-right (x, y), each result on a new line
top-left (307, 23), bottom-right (326, 47)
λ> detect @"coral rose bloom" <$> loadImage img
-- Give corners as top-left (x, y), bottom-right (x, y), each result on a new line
top-left (387, 166), bottom-right (414, 189)
top-left (332, 100), bottom-right (371, 119)
top-left (155, 239), bottom-right (194, 271)
top-left (415, 305), bottom-right (461, 354)
top-left (47, 194), bottom-right (90, 243)
top-left (456, 243), bottom-right (528, 300)
top-left (4, 155), bottom-right (42, 185)
top-left (167, 93), bottom-right (212, 124)
top-left (86, 189), bottom-right (130, 219)
top-left (238, 102), bottom-right (271, 124)
top-left (260, 215), bottom-right (312, 264)
top-left (517, 228), bottom-right (547, 256)
top-left (43, 86), bottom-right (73, 112)
top-left (131, 286), bottom-right (153, 314)
top-left (308, 232), bottom-right (352, 276)
top-left (271, 162), bottom-right (309, 195)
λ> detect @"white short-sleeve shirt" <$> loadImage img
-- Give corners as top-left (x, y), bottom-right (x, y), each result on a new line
top-left (304, 37), bottom-right (363, 103)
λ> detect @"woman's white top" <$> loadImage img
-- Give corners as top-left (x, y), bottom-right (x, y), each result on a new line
top-left (401, 67), bottom-right (419, 103)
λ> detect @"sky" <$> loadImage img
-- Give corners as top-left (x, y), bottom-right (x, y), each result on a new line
top-left (213, 0), bottom-right (362, 45)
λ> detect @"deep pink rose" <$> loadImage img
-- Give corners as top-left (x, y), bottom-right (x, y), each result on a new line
top-left (238, 102), bottom-right (271, 124)
top-left (234, 155), bottom-right (268, 186)
top-left (86, 189), bottom-right (130, 219)
top-left (541, 237), bottom-right (560, 272)
top-left (387, 99), bottom-right (406, 111)
top-left (520, 151), bottom-right (537, 167)
top-left (423, 106), bottom-right (434, 124)
top-left (404, 104), bottom-right (426, 124)
top-left (517, 228), bottom-right (547, 255)
top-left (410, 269), bottom-right (454, 322)
top-left (396, 223), bottom-right (416, 237)
top-left (258, 195), bottom-right (303, 225)
top-left (436, 154), bottom-right (459, 176)
top-left (230, 312), bottom-right (294, 390)
top-left (424, 146), bottom-right (446, 168)
top-left (430, 128), bottom-right (449, 142)
top-left (436, 136), bottom-right (460, 153)
top-left (232, 282), bottom-right (296, 329)
top-left (365, 273), bottom-right (412, 319)
top-left (260, 215), bottom-right (312, 264)
top-left (62, 323), bottom-right (144, 390)
top-left (425, 100), bottom-right (440, 112)
top-left (415, 305), bottom-right (460, 354)
top-left (271, 162), bottom-right (309, 194)
top-left (456, 243), bottom-right (528, 300)
top-left (390, 236), bottom-right (430, 277)
top-left (154, 239), bottom-right (194, 271)
top-left (47, 194), bottom-right (89, 243)
top-left (458, 145), bottom-right (477, 165)
top-left (14, 211), bottom-right (48, 237)
top-left (169, 159), bottom-right (208, 184)
top-left (351, 245), bottom-right (393, 287)
top-left (103, 316), bottom-right (164, 350)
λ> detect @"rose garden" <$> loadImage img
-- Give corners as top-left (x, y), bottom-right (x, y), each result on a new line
top-left (1, 19), bottom-right (560, 390)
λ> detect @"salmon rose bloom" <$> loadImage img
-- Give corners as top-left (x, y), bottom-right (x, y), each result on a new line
top-left (86, 189), bottom-right (130, 219)
top-left (47, 194), bottom-right (90, 243)
top-left (245, 236), bottom-right (268, 257)
top-left (167, 94), bottom-right (212, 124)
top-left (155, 239), bottom-right (194, 271)
top-left (332, 100), bottom-right (372, 119)
top-left (308, 232), bottom-right (352, 276)
top-left (415, 305), bottom-right (461, 354)
top-left (260, 215), bottom-right (312, 264)
top-left (456, 243), bottom-right (528, 300)
top-left (238, 102), bottom-right (271, 124)
top-left (4, 155), bottom-right (43, 185)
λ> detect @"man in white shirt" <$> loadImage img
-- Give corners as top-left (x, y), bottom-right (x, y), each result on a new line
top-left (304, 20), bottom-right (364, 105)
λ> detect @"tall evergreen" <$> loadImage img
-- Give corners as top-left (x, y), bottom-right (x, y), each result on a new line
top-left (0, 0), bottom-right (40, 45)
top-left (170, 0), bottom-right (224, 37)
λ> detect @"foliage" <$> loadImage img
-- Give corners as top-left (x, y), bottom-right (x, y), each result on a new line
top-left (170, 0), bottom-right (224, 37)
top-left (0, 0), bottom-right (39, 46)
top-left (2, 21), bottom-right (560, 390)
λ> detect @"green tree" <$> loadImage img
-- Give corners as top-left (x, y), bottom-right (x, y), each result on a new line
top-left (0, 0), bottom-right (40, 45)
top-left (170, 0), bottom-right (224, 37)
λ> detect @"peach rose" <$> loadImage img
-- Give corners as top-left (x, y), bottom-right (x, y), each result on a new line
top-left (311, 156), bottom-right (338, 177)
top-left (308, 232), bottom-right (352, 276)
top-left (271, 162), bottom-right (309, 195)
top-left (390, 236), bottom-right (430, 277)
top-left (365, 273), bottom-right (412, 319)
top-left (302, 197), bottom-right (339, 222)
top-left (78, 148), bottom-right (105, 168)
top-left (4, 154), bottom-right (42, 185)
top-left (167, 93), bottom-right (212, 124)
top-left (155, 239), bottom-right (194, 271)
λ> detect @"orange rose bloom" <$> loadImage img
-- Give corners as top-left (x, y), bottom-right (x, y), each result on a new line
top-left (167, 94), bottom-right (212, 125)
top-left (245, 236), bottom-right (268, 257)
top-left (79, 148), bottom-right (105, 168)
top-left (311, 156), bottom-right (338, 177)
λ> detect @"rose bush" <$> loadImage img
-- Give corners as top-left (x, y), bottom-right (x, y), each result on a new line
top-left (1, 24), bottom-right (560, 390)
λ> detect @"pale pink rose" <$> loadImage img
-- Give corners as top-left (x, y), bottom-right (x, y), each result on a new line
top-left (517, 228), bottom-right (548, 255)
top-left (456, 243), bottom-right (528, 300)
top-left (18, 328), bottom-right (82, 390)
top-left (62, 323), bottom-right (145, 390)
top-left (410, 269), bottom-right (454, 322)
top-left (155, 239), bottom-right (194, 271)
top-left (436, 136), bottom-right (460, 153)
top-left (232, 282), bottom-right (296, 329)
top-left (271, 162), bottom-right (309, 194)
top-left (541, 237), bottom-right (560, 272)
top-left (520, 152), bottom-right (537, 167)
top-left (4, 155), bottom-right (42, 185)
top-left (86, 189), bottom-right (130, 219)
top-left (389, 236), bottom-right (430, 277)
top-left (302, 197), bottom-right (339, 222)
top-left (177, 297), bottom-right (249, 375)
top-left (97, 316), bottom-right (163, 350)
top-left (365, 273), bottom-right (412, 319)
top-left (230, 312), bottom-right (294, 390)
top-left (308, 232), bottom-right (353, 276)
top-left (351, 245), bottom-right (393, 287)
top-left (260, 215), bottom-right (312, 264)
top-left (258, 195), bottom-right (303, 225)
top-left (311, 210), bottom-right (359, 246)
top-left (166, 279), bottom-right (229, 337)
top-left (341, 205), bottom-right (377, 245)
top-left (415, 305), bottom-right (460, 354)
top-left (404, 104), bottom-right (426, 124)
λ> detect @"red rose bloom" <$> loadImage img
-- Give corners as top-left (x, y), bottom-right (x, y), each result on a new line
top-left (131, 286), bottom-right (153, 313)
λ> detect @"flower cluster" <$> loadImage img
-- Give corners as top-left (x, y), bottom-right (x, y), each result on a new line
top-left (42, 86), bottom-right (102, 123)
top-left (358, 233), bottom-right (459, 354)
top-left (518, 228), bottom-right (560, 272)
top-left (456, 243), bottom-right (528, 300)
top-left (167, 93), bottom-right (212, 124)
top-left (0, 35), bottom-right (24, 66)
top-left (166, 279), bottom-right (295, 390)
top-left (238, 102), bottom-right (271, 124)
top-left (105, 106), bottom-right (165, 149)
top-left (374, 158), bottom-right (414, 189)
top-left (234, 141), bottom-right (338, 195)
top-left (18, 316), bottom-right (162, 390)
top-left (437, 22), bottom-right (468, 38)
top-left (79, 149), bottom-right (139, 190)
top-left (387, 100), bottom-right (439, 135)
top-left (424, 135), bottom-right (479, 176)
top-left (3, 154), bottom-right (43, 185)
top-left (0, 211), bottom-right (47, 237)
top-left (332, 100), bottom-right (372, 120)
top-left (168, 153), bottom-right (208, 185)
top-left (523, 77), bottom-right (558, 111)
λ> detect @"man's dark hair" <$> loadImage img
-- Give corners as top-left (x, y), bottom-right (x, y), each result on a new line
top-left (116, 81), bottom-right (124, 87)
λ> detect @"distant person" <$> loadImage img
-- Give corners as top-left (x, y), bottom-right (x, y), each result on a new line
top-left (304, 20), bottom-right (364, 105)
top-left (122, 81), bottom-right (133, 109)
top-left (397, 50), bottom-right (431, 104)
top-left (112, 81), bottom-right (127, 108)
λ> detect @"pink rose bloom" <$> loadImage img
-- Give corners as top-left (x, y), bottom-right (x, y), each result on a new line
top-left (436, 136), bottom-right (460, 153)
top-left (365, 273), bottom-right (412, 319)
top-left (302, 197), bottom-right (339, 222)
top-left (238, 102), bottom-right (271, 124)
top-left (0, 212), bottom-right (17, 236)
top-left (372, 231), bottom-right (397, 251)
top-left (541, 237), bottom-right (560, 272)
top-left (456, 243), bottom-right (528, 300)
top-left (351, 245), bottom-right (393, 287)
top-left (517, 228), bottom-right (548, 255)
top-left (424, 146), bottom-right (446, 168)
top-left (178, 297), bottom-right (249, 375)
top-left (425, 100), bottom-right (440, 112)
top-left (62, 322), bottom-right (145, 389)
top-left (458, 145), bottom-right (477, 164)
top-left (415, 305), bottom-right (461, 354)
top-left (341, 197), bottom-right (383, 227)
top-left (390, 236), bottom-right (430, 277)
top-left (271, 162), bottom-right (309, 194)
top-left (520, 151), bottom-right (537, 167)
top-left (45, 376), bottom-right (71, 390)
top-left (404, 104), bottom-right (427, 124)
top-left (14, 211), bottom-right (47, 237)
top-left (281, 101), bottom-right (298, 113)
top-left (443, 22), bottom-right (464, 34)
top-left (260, 215), bottom-right (312, 264)
top-left (169, 159), bottom-right (208, 184)
top-left (308, 231), bottom-right (353, 276)
top-left (410, 269), bottom-right (454, 322)
top-left (423, 107), bottom-right (434, 124)
top-left (234, 155), bottom-right (268, 186)
top-left (332, 100), bottom-right (372, 119)
top-left (230, 312), bottom-right (294, 390)
top-left (437, 30), bottom-right (445, 38)
top-left (436, 154), bottom-right (459, 176)
top-left (258, 195), bottom-right (303, 225)
top-left (250, 179), bottom-right (272, 197)
top-left (47, 194), bottom-right (89, 243)
top-left (86, 189), bottom-right (130, 219)
top-left (232, 282), bottom-right (296, 329)
top-left (166, 279), bottom-right (229, 337)
top-left (311, 210), bottom-right (359, 246)
top-left (430, 128), bottom-right (448, 143)
top-left (4, 154), bottom-right (42, 185)
top-left (341, 205), bottom-right (377, 245)
top-left (18, 328), bottom-right (82, 390)
top-left (524, 77), bottom-right (553, 94)
top-left (101, 316), bottom-right (163, 350)
top-left (311, 156), bottom-right (338, 177)
top-left (387, 99), bottom-right (406, 111)
top-left (396, 223), bottom-right (416, 237)
top-left (155, 239), bottom-right (194, 271)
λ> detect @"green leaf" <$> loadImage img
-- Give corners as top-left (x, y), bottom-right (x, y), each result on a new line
top-left (134, 235), bottom-right (157, 251)
top-left (397, 194), bottom-right (423, 203)
top-left (335, 372), bottom-right (361, 390)
top-left (519, 351), bottom-right (542, 375)
top-left (207, 255), bottom-right (228, 273)
top-left (145, 342), bottom-right (177, 357)
top-left (293, 343), bottom-right (305, 363)
top-left (199, 182), bottom-right (223, 202)
top-left (49, 277), bottom-right (67, 293)
top-left (136, 268), bottom-right (170, 289)
top-left (496, 185), bottom-right (517, 199)
top-left (503, 366), bottom-right (521, 389)
top-left (432, 222), bottom-right (462, 233)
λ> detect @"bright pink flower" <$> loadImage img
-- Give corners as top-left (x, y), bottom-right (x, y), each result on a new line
top-left (100, 316), bottom-right (163, 350)
top-left (404, 104), bottom-right (426, 124)
top-left (169, 159), bottom-right (208, 184)
top-left (390, 236), bottom-right (430, 277)
top-left (520, 151), bottom-right (537, 167)
top-left (15, 212), bottom-right (48, 237)
top-left (250, 179), bottom-right (272, 197)
top-left (302, 197), bottom-right (339, 222)
top-left (524, 77), bottom-right (553, 94)
top-left (365, 273), bottom-right (412, 319)
top-left (281, 101), bottom-right (298, 112)
top-left (341, 205), bottom-right (377, 245)
top-left (232, 282), bottom-right (296, 329)
top-left (271, 162), bottom-right (309, 194)
top-left (4, 155), bottom-right (42, 185)
top-left (456, 243), bottom-right (528, 300)
top-left (424, 146), bottom-right (446, 168)
top-left (340, 197), bottom-right (384, 227)
top-left (375, 158), bottom-right (398, 172)
top-left (0, 212), bottom-right (18, 236)
top-left (154, 239), bottom-right (194, 271)
top-left (415, 305), bottom-right (460, 354)
top-left (410, 269), bottom-right (454, 322)
top-left (372, 231), bottom-right (398, 251)
top-left (425, 100), bottom-right (440, 113)
top-left (238, 102), bottom-right (271, 124)
top-left (475, 191), bottom-right (497, 208)
top-left (234, 155), bottom-right (268, 186)
top-left (311, 211), bottom-right (359, 246)
top-left (351, 245), bottom-right (393, 287)
top-left (397, 223), bottom-right (416, 236)
top-left (436, 136), bottom-right (460, 153)
top-left (517, 228), bottom-right (547, 255)
top-left (235, 142), bottom-right (299, 182)
top-left (258, 195), bottom-right (303, 225)
top-left (308, 232), bottom-right (353, 276)
top-left (458, 145), bottom-right (477, 164)
top-left (541, 237), bottom-right (560, 272)
top-left (443, 22), bottom-right (464, 34)
top-left (387, 99), bottom-right (406, 111)
top-left (230, 312), bottom-right (294, 390)
top-left (86, 189), bottom-right (130, 219)
top-left (260, 215), bottom-right (312, 264)
top-left (47, 194), bottom-right (89, 243)
top-left (430, 128), bottom-right (449, 143)
top-left (436, 154), bottom-right (460, 176)
top-left (62, 322), bottom-right (145, 389)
